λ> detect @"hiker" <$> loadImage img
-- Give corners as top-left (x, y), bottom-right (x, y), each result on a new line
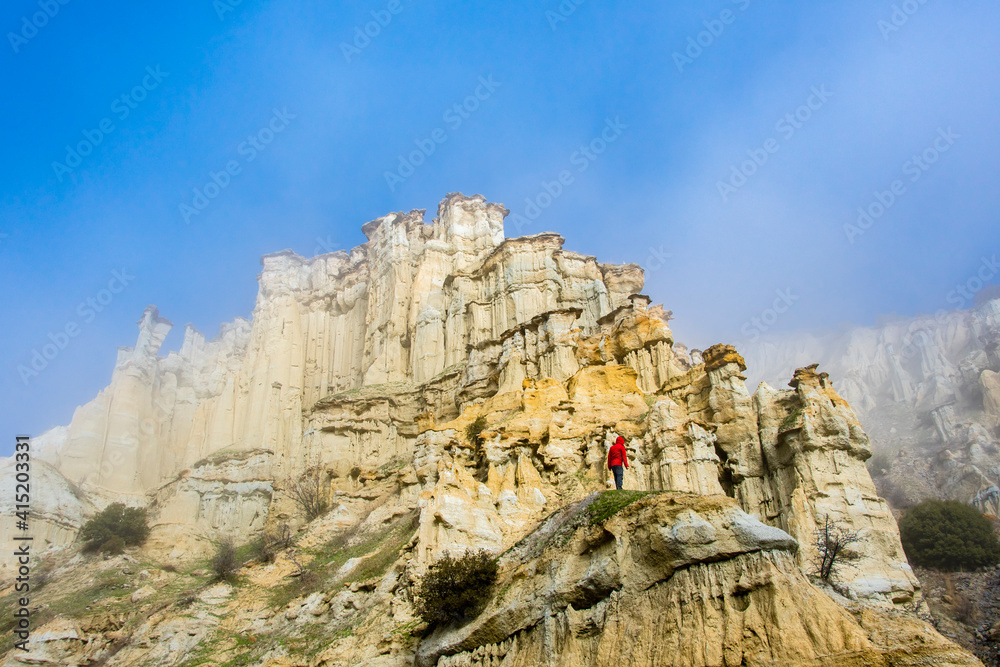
top-left (607, 436), bottom-right (629, 490)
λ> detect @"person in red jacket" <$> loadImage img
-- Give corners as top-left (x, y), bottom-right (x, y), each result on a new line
top-left (607, 436), bottom-right (629, 490)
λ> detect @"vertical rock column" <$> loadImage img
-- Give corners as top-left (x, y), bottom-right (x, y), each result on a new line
top-left (756, 364), bottom-right (919, 604)
top-left (702, 344), bottom-right (771, 516)
top-left (57, 306), bottom-right (173, 497)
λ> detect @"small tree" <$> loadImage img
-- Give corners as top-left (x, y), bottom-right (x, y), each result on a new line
top-left (210, 537), bottom-right (239, 582)
top-left (898, 499), bottom-right (1000, 571)
top-left (79, 503), bottom-right (150, 553)
top-left (813, 515), bottom-right (863, 583)
top-left (415, 550), bottom-right (498, 626)
top-left (287, 467), bottom-right (330, 522)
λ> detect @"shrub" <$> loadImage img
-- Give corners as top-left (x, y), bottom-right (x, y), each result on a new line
top-left (286, 467), bottom-right (331, 522)
top-left (812, 515), bottom-right (863, 582)
top-left (954, 592), bottom-right (978, 624)
top-left (251, 524), bottom-right (292, 564)
top-left (100, 536), bottom-right (126, 556)
top-left (79, 503), bottom-right (150, 553)
top-left (465, 416), bottom-right (488, 444)
top-left (210, 537), bottom-right (240, 582)
top-left (866, 452), bottom-right (890, 477)
top-left (898, 499), bottom-right (1000, 571)
top-left (250, 535), bottom-right (275, 564)
top-left (415, 550), bottom-right (498, 626)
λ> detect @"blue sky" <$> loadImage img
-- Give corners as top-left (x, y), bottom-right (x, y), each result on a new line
top-left (2, 1), bottom-right (999, 456)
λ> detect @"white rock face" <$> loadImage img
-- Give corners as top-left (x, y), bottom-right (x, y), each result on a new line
top-left (0, 458), bottom-right (92, 569)
top-left (14, 194), bottom-right (644, 554)
top-left (742, 296), bottom-right (1000, 511)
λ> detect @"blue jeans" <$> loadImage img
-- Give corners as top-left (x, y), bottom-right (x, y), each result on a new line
top-left (611, 465), bottom-right (624, 490)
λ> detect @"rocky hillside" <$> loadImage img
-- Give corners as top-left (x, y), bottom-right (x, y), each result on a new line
top-left (740, 295), bottom-right (1000, 513)
top-left (0, 194), bottom-right (982, 665)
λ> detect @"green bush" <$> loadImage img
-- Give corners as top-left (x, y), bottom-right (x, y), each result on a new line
top-left (465, 416), bottom-right (488, 444)
top-left (415, 550), bottom-right (498, 626)
top-left (898, 500), bottom-right (1000, 571)
top-left (79, 503), bottom-right (150, 553)
top-left (100, 536), bottom-right (126, 556)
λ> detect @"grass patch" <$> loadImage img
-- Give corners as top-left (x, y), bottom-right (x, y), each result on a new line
top-left (176, 627), bottom-right (275, 667)
top-left (278, 621), bottom-right (354, 658)
top-left (0, 568), bottom-right (133, 643)
top-left (390, 619), bottom-right (423, 637)
top-left (191, 446), bottom-right (270, 469)
top-left (268, 511), bottom-right (419, 609)
top-left (344, 515), bottom-right (419, 584)
top-left (378, 457), bottom-right (408, 475)
top-left (233, 540), bottom-right (258, 566)
top-left (779, 401), bottom-right (804, 431)
top-left (0, 551), bottom-right (221, 662)
top-left (586, 490), bottom-right (659, 526)
top-left (185, 590), bottom-right (365, 665)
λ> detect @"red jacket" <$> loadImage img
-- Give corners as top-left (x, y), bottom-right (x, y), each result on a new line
top-left (607, 440), bottom-right (629, 468)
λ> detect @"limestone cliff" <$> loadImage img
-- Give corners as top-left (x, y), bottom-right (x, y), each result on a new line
top-left (0, 194), bottom-right (980, 666)
top-left (741, 296), bottom-right (1000, 513)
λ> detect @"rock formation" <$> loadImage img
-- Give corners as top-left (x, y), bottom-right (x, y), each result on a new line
top-left (741, 295), bottom-right (1000, 513)
top-left (0, 194), bottom-right (981, 666)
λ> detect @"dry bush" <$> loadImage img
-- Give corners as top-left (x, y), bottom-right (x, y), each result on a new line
top-left (210, 537), bottom-right (239, 582)
top-left (945, 575), bottom-right (979, 624)
top-left (954, 592), bottom-right (978, 624)
top-left (465, 416), bottom-right (488, 444)
top-left (251, 524), bottom-right (292, 564)
top-left (813, 515), bottom-right (863, 583)
top-left (286, 467), bottom-right (331, 522)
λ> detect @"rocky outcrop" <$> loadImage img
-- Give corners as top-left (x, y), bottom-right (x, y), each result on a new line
top-left (418, 494), bottom-right (973, 667)
top-left (741, 296), bottom-right (1000, 512)
top-left (1, 193), bottom-right (978, 666)
top-left (6, 491), bottom-right (978, 667)
top-left (0, 454), bottom-right (92, 553)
